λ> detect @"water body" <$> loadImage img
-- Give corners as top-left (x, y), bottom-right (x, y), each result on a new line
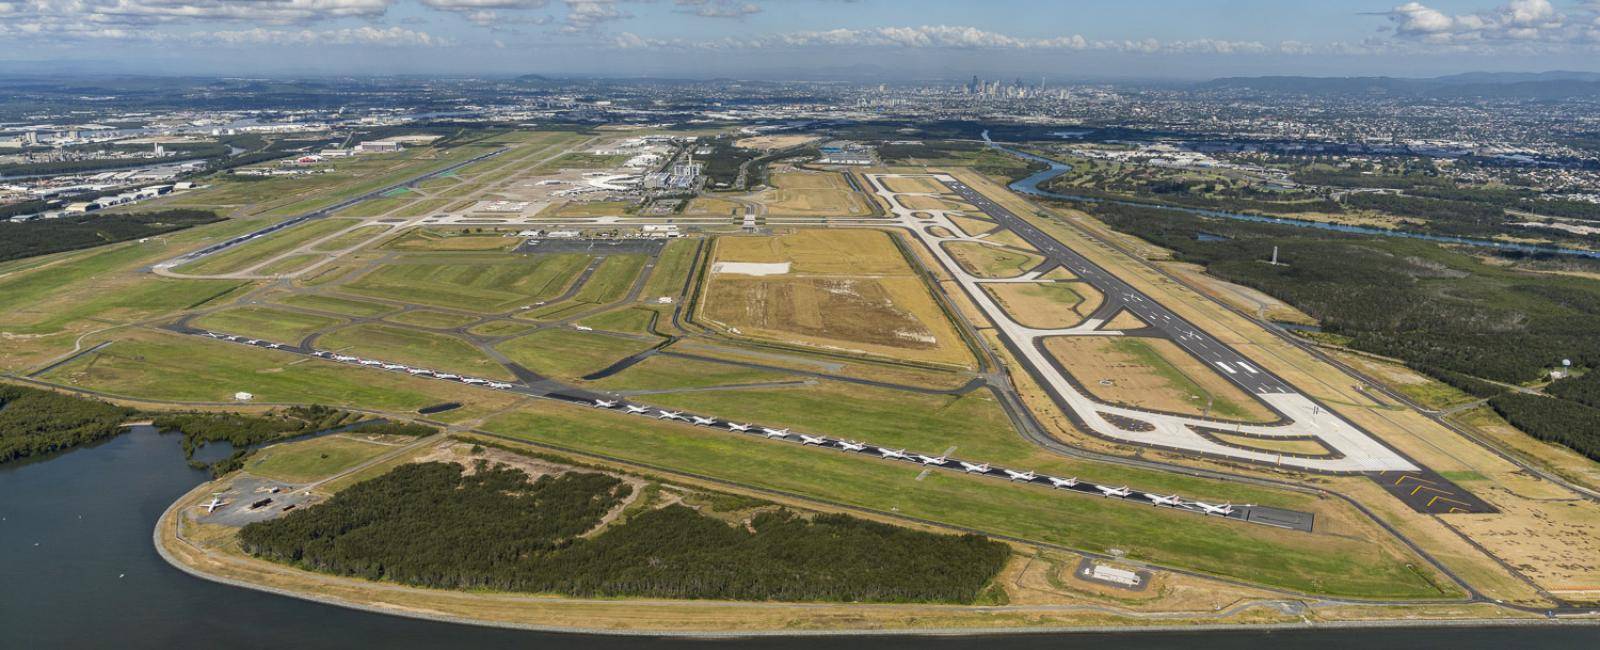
top-left (982, 132), bottom-right (1600, 260)
top-left (2, 426), bottom-right (1596, 648)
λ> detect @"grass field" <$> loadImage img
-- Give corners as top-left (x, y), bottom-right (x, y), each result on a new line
top-left (383, 230), bottom-right (520, 252)
top-left (466, 319), bottom-right (540, 338)
top-left (755, 172), bottom-right (872, 217)
top-left (641, 238), bottom-right (700, 299)
top-left (320, 323), bottom-right (513, 380)
top-left (1043, 336), bottom-right (1278, 423)
top-left (700, 230), bottom-right (973, 367)
top-left (547, 201), bottom-right (633, 217)
top-left (570, 254), bottom-right (646, 305)
top-left (479, 401), bottom-right (1451, 599)
top-left (943, 241), bottom-right (1043, 279)
top-left (175, 218), bottom-right (355, 276)
top-left (577, 306), bottom-right (659, 335)
top-left (244, 434), bottom-right (402, 484)
top-left (383, 310), bottom-right (480, 329)
top-left (310, 225), bottom-right (390, 252)
top-left (254, 254), bottom-right (325, 276)
top-left (949, 216), bottom-right (998, 237)
top-left (882, 176), bottom-right (949, 194)
top-left (682, 198), bottom-right (743, 217)
top-left (277, 293), bottom-right (397, 318)
top-left (336, 197), bottom-right (410, 218)
top-left (191, 306), bottom-right (343, 343)
top-left (983, 282), bottom-right (1102, 329)
top-left (496, 329), bottom-right (659, 380)
top-left (344, 253), bottom-right (588, 313)
top-left (537, 152), bottom-right (628, 170)
top-left (587, 354), bottom-right (793, 392)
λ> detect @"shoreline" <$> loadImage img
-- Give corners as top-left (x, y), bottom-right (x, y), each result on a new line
top-left (152, 479), bottom-right (1600, 639)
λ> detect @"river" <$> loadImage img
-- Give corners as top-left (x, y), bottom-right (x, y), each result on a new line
top-left (1, 426), bottom-right (1596, 647)
top-left (983, 132), bottom-right (1600, 260)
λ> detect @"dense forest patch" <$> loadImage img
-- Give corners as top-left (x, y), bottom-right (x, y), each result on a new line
top-left (240, 461), bottom-right (1009, 603)
top-left (1489, 393), bottom-right (1600, 461)
top-left (152, 405), bottom-right (363, 475)
top-left (0, 209), bottom-right (221, 263)
top-left (0, 384), bottom-right (134, 463)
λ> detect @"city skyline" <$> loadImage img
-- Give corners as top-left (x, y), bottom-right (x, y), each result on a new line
top-left (4, 0), bottom-right (1600, 78)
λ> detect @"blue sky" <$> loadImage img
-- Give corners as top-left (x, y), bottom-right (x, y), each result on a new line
top-left (2, 1), bottom-right (1599, 78)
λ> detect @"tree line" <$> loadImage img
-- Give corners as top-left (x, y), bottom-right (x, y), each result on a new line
top-left (0, 385), bottom-right (133, 463)
top-left (1490, 393), bottom-right (1600, 461)
top-left (0, 209), bottom-right (221, 263)
top-left (240, 461), bottom-right (1009, 603)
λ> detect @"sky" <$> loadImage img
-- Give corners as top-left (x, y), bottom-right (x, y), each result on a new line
top-left (3, 0), bottom-right (1600, 79)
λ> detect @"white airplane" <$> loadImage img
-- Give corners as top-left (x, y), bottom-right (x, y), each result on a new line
top-left (382, 363), bottom-right (405, 370)
top-left (1047, 476), bottom-right (1079, 489)
top-left (657, 410), bottom-right (684, 420)
top-left (836, 440), bottom-right (866, 452)
top-left (461, 377), bottom-right (487, 385)
top-left (727, 423), bottom-right (752, 432)
top-left (1004, 469), bottom-right (1037, 482)
top-left (761, 427), bottom-right (790, 439)
top-left (799, 434), bottom-right (827, 446)
top-left (245, 339), bottom-right (259, 345)
top-left (625, 405), bottom-right (650, 414)
top-left (916, 455), bottom-right (948, 466)
top-left (333, 355), bottom-right (357, 362)
top-left (594, 399), bottom-right (618, 408)
top-left (690, 416), bottom-right (717, 426)
top-left (878, 448), bottom-right (910, 460)
top-left (488, 382), bottom-right (513, 389)
top-left (1096, 485), bottom-right (1132, 498)
top-left (199, 497), bottom-right (227, 513)
top-left (1145, 493), bottom-right (1183, 506)
top-left (359, 359), bottom-right (382, 366)
top-left (266, 343), bottom-right (282, 349)
top-left (407, 368), bottom-right (431, 375)
top-left (574, 325), bottom-right (594, 331)
top-left (225, 335), bottom-right (239, 341)
top-left (1195, 501), bottom-right (1235, 516)
top-left (959, 461), bottom-right (990, 473)
top-left (435, 373), bottom-right (460, 380)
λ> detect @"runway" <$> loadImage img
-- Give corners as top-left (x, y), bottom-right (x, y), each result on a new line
top-left (867, 172), bottom-right (1422, 474)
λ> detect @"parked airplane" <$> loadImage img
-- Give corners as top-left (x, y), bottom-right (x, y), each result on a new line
top-left (916, 455), bottom-right (948, 466)
top-left (690, 416), bottom-right (717, 426)
top-left (879, 448), bottom-right (910, 460)
top-left (1195, 501), bottom-right (1235, 516)
top-left (488, 382), bottom-right (512, 389)
top-left (761, 427), bottom-right (790, 438)
top-left (461, 377), bottom-right (487, 385)
top-left (407, 368), bottom-right (431, 375)
top-left (200, 497), bottom-right (227, 514)
top-left (625, 405), bottom-right (650, 414)
top-left (727, 423), bottom-right (752, 432)
top-left (382, 364), bottom-right (405, 370)
top-left (1004, 469), bottom-right (1037, 482)
top-left (657, 410), bottom-right (684, 420)
top-left (435, 373), bottom-right (460, 380)
top-left (1047, 476), bottom-right (1079, 488)
top-left (1096, 485), bottom-right (1132, 498)
top-left (799, 434), bottom-right (827, 445)
top-left (959, 461), bottom-right (990, 473)
top-left (359, 359), bottom-right (382, 366)
top-left (266, 343), bottom-right (282, 349)
top-left (333, 355), bottom-right (357, 362)
top-left (594, 399), bottom-right (617, 408)
top-left (836, 440), bottom-right (866, 452)
top-left (1145, 493), bottom-right (1183, 506)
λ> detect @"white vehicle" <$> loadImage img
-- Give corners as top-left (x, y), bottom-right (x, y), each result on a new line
top-left (574, 325), bottom-right (593, 331)
top-left (916, 455), bottom-right (948, 466)
top-left (1144, 493), bottom-right (1183, 506)
top-left (657, 410), bottom-right (684, 420)
top-left (1004, 469), bottom-right (1036, 482)
top-left (836, 440), bottom-right (866, 452)
top-left (761, 427), bottom-right (790, 439)
top-left (799, 434), bottom-right (827, 446)
top-left (382, 364), bottom-right (405, 370)
top-left (878, 448), bottom-right (910, 460)
top-left (1096, 485), bottom-right (1132, 498)
top-left (1195, 501), bottom-right (1235, 516)
top-left (690, 416), bottom-right (717, 426)
top-left (488, 382), bottom-right (513, 389)
top-left (199, 497), bottom-right (227, 514)
top-left (408, 368), bottom-right (431, 375)
top-left (1047, 476), bottom-right (1079, 489)
top-left (726, 422), bottom-right (752, 432)
top-left (625, 405), bottom-right (651, 414)
top-left (959, 461), bottom-right (990, 474)
top-left (594, 399), bottom-right (618, 408)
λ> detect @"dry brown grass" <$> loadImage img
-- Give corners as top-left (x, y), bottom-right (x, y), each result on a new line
top-left (1102, 309), bottom-right (1149, 331)
top-left (942, 241), bottom-right (1043, 279)
top-left (1445, 485), bottom-right (1600, 598)
top-left (948, 215), bottom-right (997, 237)
top-left (881, 176), bottom-right (947, 194)
top-left (734, 134), bottom-right (821, 151)
top-left (1042, 336), bottom-right (1277, 423)
top-left (700, 230), bottom-right (974, 367)
top-left (983, 282), bottom-right (1102, 329)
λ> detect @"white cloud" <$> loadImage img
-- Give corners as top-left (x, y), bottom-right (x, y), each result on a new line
top-left (210, 25), bottom-right (448, 46)
top-left (1380, 0), bottom-right (1584, 45)
top-left (560, 0), bottom-right (630, 32)
top-left (675, 0), bottom-right (760, 19)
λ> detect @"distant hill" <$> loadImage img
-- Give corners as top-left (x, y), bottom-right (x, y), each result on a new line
top-left (1199, 72), bottom-right (1600, 99)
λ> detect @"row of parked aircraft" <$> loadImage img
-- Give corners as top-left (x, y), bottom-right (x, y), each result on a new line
top-left (197, 331), bottom-right (518, 391)
top-left (589, 398), bottom-right (1238, 516)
